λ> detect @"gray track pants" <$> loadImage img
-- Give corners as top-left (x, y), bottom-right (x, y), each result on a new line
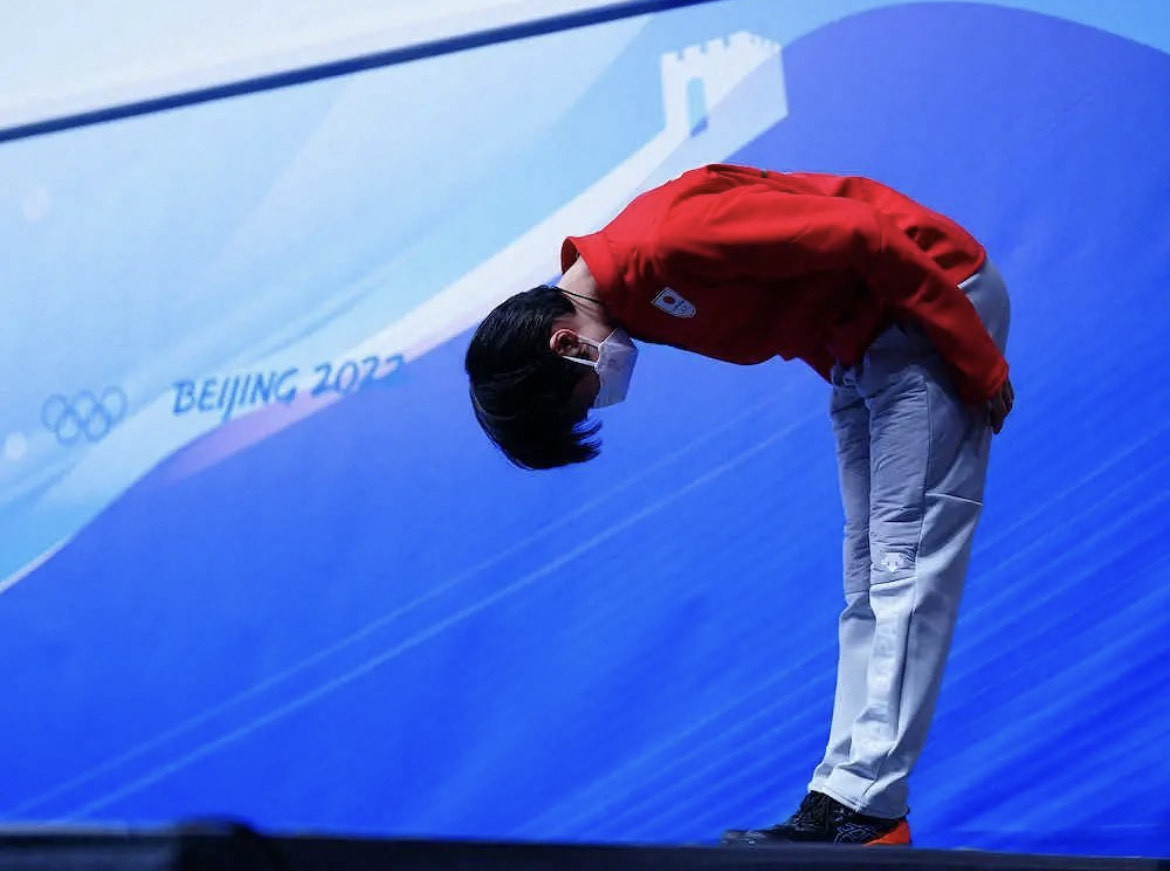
top-left (809, 260), bottom-right (1011, 819)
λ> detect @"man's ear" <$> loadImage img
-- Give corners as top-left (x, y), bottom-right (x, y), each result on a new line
top-left (549, 327), bottom-right (579, 357)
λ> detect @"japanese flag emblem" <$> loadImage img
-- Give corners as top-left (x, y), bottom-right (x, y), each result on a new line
top-left (652, 288), bottom-right (696, 318)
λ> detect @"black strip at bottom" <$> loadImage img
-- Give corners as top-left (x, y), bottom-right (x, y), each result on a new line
top-left (0, 825), bottom-right (1164, 871)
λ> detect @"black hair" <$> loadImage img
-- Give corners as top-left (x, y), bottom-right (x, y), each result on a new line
top-left (465, 285), bottom-right (600, 470)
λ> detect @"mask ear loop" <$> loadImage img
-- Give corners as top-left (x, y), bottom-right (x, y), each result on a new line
top-left (563, 334), bottom-right (601, 369)
top-left (553, 286), bottom-right (603, 306)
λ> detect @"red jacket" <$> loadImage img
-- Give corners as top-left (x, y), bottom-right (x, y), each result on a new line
top-left (562, 164), bottom-right (1007, 403)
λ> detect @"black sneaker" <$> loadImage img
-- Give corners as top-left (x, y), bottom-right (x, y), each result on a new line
top-left (825, 800), bottom-right (911, 846)
top-left (721, 791), bottom-right (833, 845)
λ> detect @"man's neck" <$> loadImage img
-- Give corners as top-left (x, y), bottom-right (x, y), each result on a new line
top-left (559, 257), bottom-right (605, 321)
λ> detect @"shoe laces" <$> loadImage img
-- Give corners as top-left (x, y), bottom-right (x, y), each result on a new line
top-left (791, 791), bottom-right (832, 826)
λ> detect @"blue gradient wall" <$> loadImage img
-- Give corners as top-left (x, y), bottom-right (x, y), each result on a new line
top-left (1, 0), bottom-right (1167, 858)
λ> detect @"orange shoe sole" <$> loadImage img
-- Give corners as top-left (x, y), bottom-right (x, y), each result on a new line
top-left (865, 820), bottom-right (912, 846)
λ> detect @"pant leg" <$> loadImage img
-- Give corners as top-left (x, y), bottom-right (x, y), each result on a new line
top-left (820, 261), bottom-right (1011, 818)
top-left (809, 373), bottom-right (874, 790)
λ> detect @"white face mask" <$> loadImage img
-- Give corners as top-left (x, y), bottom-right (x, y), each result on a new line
top-left (565, 328), bottom-right (639, 408)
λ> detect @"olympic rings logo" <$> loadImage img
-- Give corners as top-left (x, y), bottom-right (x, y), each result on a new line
top-left (41, 388), bottom-right (128, 446)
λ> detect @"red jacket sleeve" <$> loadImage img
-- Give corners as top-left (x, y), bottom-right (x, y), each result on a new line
top-left (653, 184), bottom-right (1009, 403)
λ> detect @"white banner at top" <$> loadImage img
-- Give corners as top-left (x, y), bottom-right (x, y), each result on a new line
top-left (0, 0), bottom-right (649, 135)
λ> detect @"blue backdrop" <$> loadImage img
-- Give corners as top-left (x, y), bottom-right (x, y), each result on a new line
top-left (1, 0), bottom-right (1168, 858)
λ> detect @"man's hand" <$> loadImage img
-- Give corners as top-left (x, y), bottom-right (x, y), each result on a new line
top-left (987, 377), bottom-right (1014, 434)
